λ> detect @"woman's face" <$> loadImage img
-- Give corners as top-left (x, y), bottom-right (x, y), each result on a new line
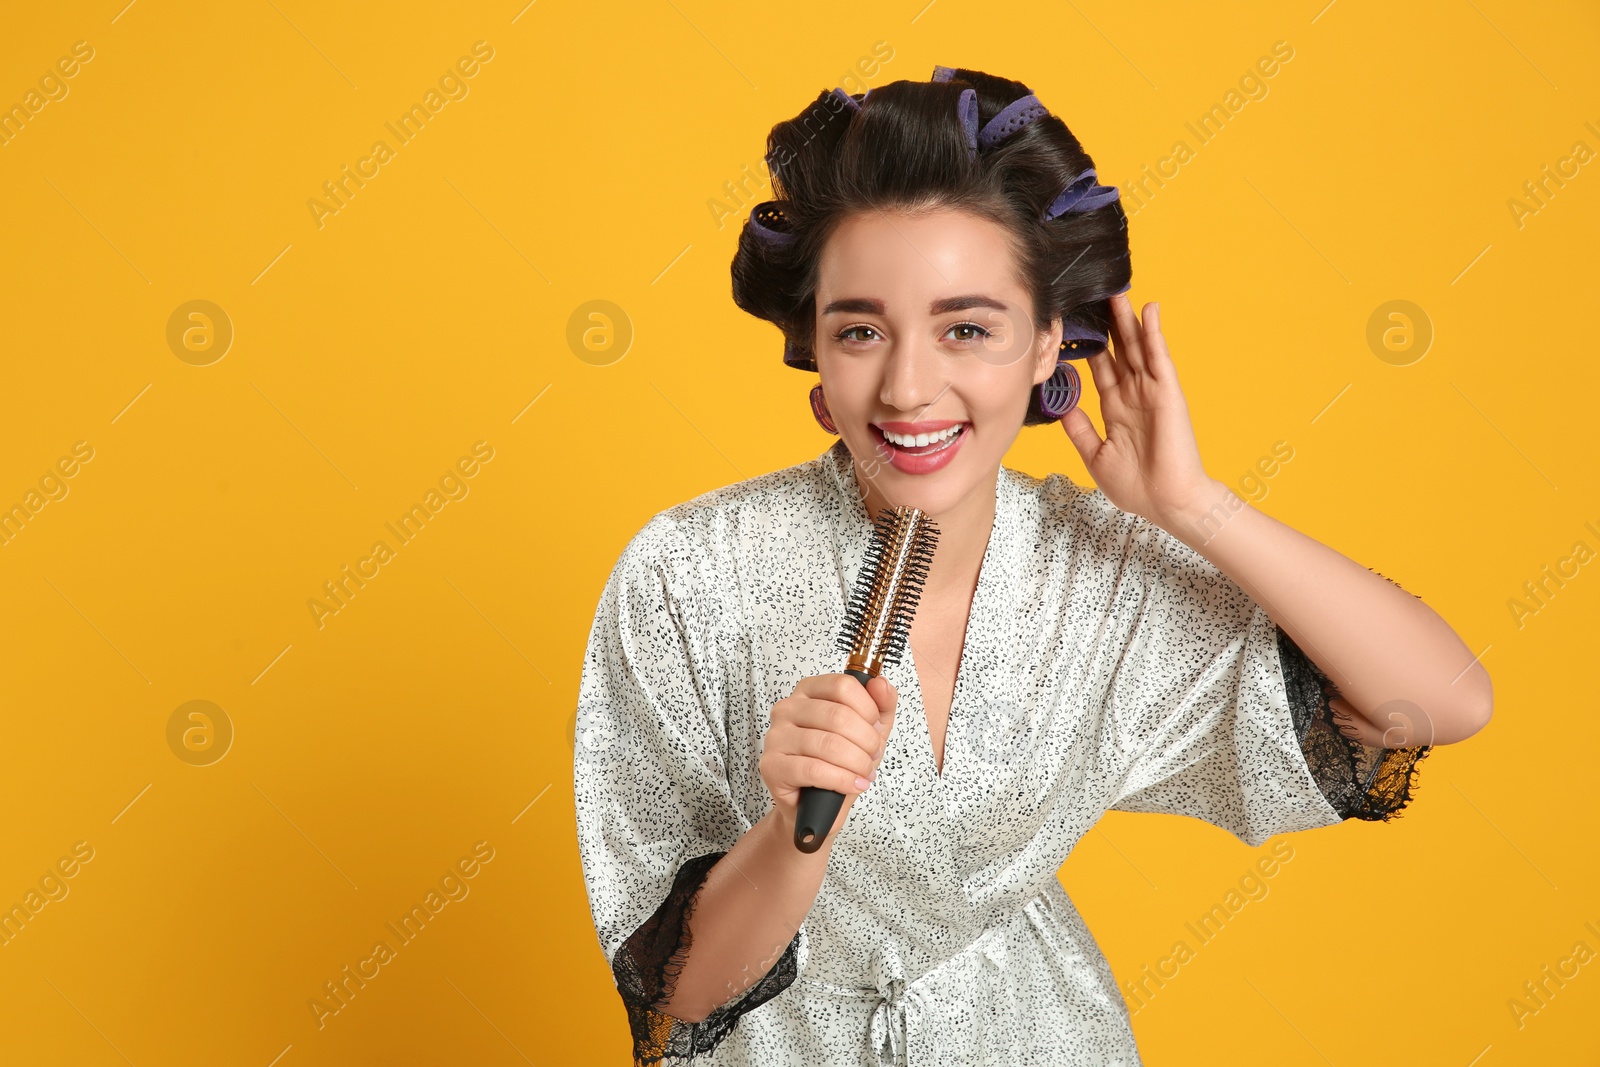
top-left (813, 206), bottom-right (1061, 519)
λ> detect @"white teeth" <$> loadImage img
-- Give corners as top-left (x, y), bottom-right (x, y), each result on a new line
top-left (881, 425), bottom-right (963, 447)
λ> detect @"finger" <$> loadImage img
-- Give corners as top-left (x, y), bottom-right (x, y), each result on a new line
top-left (1083, 346), bottom-right (1117, 393)
top-left (867, 679), bottom-right (897, 746)
top-left (1109, 293), bottom-right (1148, 378)
top-left (799, 674), bottom-right (881, 723)
top-left (1096, 301), bottom-right (1126, 386)
top-left (873, 698), bottom-right (896, 753)
top-left (1058, 403), bottom-right (1103, 467)
top-left (789, 724), bottom-right (877, 780)
top-left (865, 676), bottom-right (898, 722)
top-left (780, 752), bottom-right (872, 795)
top-left (789, 699), bottom-right (883, 762)
top-left (1142, 301), bottom-right (1175, 384)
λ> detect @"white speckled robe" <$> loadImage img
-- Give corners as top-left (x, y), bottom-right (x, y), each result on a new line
top-left (574, 439), bottom-right (1428, 1066)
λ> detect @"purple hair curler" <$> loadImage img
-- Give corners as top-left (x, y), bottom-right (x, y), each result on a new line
top-left (978, 94), bottom-right (1048, 150)
top-left (1038, 360), bottom-right (1082, 419)
top-left (808, 382), bottom-right (837, 432)
top-left (747, 200), bottom-right (797, 247)
top-left (1058, 318), bottom-right (1109, 358)
top-left (957, 89), bottom-right (978, 161)
top-left (1044, 168), bottom-right (1121, 220)
top-left (784, 337), bottom-right (815, 371)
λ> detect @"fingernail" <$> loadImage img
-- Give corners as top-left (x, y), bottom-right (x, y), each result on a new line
top-left (854, 776), bottom-right (871, 791)
top-left (875, 722), bottom-right (886, 735)
top-left (869, 768), bottom-right (878, 782)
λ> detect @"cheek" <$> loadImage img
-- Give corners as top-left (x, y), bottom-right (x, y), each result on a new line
top-left (820, 364), bottom-right (873, 415)
top-left (968, 365), bottom-right (1035, 421)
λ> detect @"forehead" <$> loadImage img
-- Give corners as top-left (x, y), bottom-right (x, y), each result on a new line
top-left (816, 208), bottom-right (1023, 305)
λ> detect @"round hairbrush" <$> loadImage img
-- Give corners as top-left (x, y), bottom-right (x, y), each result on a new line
top-left (793, 504), bottom-right (940, 852)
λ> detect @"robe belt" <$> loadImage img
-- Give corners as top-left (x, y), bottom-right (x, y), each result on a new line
top-left (798, 915), bottom-right (1016, 1066)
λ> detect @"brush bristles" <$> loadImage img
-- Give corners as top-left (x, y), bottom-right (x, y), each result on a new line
top-left (837, 506), bottom-right (941, 674)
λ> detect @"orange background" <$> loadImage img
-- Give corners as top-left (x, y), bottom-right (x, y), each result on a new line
top-left (1, 1), bottom-right (1596, 1063)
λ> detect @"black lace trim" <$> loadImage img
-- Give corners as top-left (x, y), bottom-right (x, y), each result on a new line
top-left (613, 850), bottom-right (801, 1065)
top-left (1275, 568), bottom-right (1432, 822)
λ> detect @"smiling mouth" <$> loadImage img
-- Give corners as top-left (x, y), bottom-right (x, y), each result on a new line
top-left (872, 423), bottom-right (969, 455)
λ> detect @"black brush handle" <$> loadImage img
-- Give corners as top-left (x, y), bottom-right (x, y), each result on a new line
top-left (793, 668), bottom-right (873, 853)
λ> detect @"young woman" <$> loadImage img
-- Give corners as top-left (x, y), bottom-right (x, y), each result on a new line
top-left (574, 65), bottom-right (1491, 1066)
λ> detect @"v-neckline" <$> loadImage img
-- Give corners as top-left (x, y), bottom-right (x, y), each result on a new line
top-left (902, 509), bottom-right (1001, 787)
top-left (822, 439), bottom-right (1013, 791)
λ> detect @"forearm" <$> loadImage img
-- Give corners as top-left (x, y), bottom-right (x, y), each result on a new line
top-left (1160, 479), bottom-right (1493, 746)
top-left (654, 806), bottom-right (836, 1023)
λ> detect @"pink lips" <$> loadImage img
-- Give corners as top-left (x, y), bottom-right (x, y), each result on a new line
top-left (872, 422), bottom-right (969, 476)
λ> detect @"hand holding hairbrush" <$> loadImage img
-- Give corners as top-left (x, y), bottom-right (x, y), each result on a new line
top-left (791, 504), bottom-right (940, 853)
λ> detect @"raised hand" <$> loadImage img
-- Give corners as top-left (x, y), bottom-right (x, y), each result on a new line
top-left (1058, 293), bottom-right (1220, 529)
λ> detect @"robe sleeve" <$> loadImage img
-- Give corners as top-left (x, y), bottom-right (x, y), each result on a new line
top-left (1106, 519), bottom-right (1432, 848)
top-left (574, 514), bottom-right (801, 1065)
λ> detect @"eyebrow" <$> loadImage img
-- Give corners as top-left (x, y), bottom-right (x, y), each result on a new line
top-left (820, 294), bottom-right (1011, 316)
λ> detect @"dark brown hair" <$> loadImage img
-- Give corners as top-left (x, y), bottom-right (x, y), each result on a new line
top-left (730, 65), bottom-right (1133, 426)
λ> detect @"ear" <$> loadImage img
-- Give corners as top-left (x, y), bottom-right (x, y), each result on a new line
top-left (1032, 316), bottom-right (1064, 387)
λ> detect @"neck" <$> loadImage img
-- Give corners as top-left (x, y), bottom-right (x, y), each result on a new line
top-left (848, 457), bottom-right (999, 602)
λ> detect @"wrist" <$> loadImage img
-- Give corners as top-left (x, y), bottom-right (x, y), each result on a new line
top-left (764, 803), bottom-right (837, 862)
top-left (766, 805), bottom-right (794, 841)
top-left (1157, 478), bottom-right (1246, 551)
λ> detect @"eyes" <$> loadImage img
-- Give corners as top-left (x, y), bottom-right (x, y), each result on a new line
top-left (833, 322), bottom-right (994, 347)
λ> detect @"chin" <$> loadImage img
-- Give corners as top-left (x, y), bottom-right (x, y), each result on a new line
top-left (846, 430), bottom-right (988, 518)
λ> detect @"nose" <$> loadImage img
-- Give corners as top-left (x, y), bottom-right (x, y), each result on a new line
top-left (878, 338), bottom-right (948, 415)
